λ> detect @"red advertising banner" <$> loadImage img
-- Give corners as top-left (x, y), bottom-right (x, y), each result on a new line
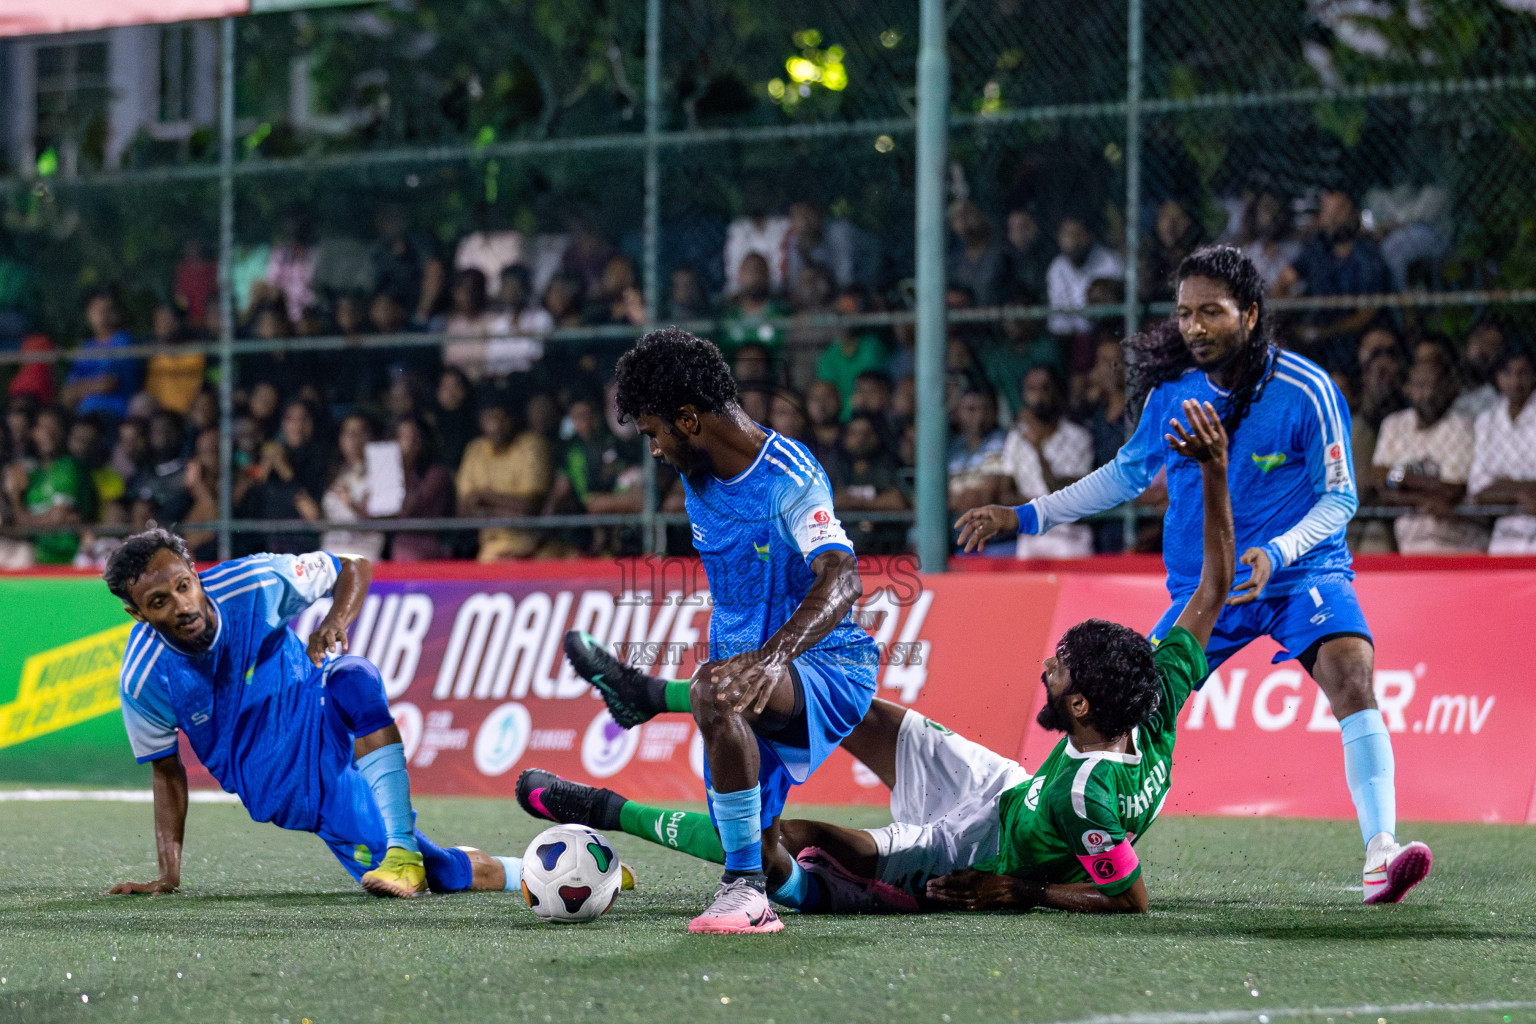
top-left (173, 556), bottom-right (1536, 823)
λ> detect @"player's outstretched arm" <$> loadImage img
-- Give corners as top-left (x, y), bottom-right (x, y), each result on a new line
top-left (306, 554), bottom-right (373, 666)
top-left (1165, 399), bottom-right (1235, 648)
top-left (710, 549), bottom-right (862, 715)
top-left (109, 752), bottom-right (187, 895)
top-left (927, 871), bottom-right (1149, 914)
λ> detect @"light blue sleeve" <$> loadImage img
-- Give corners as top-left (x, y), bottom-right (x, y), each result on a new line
top-left (1023, 392), bottom-right (1162, 534)
top-left (119, 629), bottom-right (178, 763)
top-left (770, 459), bottom-right (855, 564)
top-left (267, 551), bottom-right (344, 622)
top-left (1261, 368), bottom-right (1358, 568)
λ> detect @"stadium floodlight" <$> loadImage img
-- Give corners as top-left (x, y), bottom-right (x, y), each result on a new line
top-left (0, 0), bottom-right (372, 38)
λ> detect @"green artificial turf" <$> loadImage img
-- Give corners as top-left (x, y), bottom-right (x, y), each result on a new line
top-left (1, 795), bottom-right (1533, 1024)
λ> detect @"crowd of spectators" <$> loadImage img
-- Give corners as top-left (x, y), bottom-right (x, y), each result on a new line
top-left (1, 182), bottom-right (1533, 567)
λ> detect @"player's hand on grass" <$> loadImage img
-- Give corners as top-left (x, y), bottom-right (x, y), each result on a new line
top-left (109, 876), bottom-right (178, 895)
top-left (705, 652), bottom-right (789, 716)
top-left (1165, 399), bottom-right (1227, 467)
top-left (307, 622), bottom-right (349, 666)
top-left (953, 505), bottom-right (1020, 552)
top-left (925, 869), bottom-right (1038, 911)
top-left (1227, 547), bottom-right (1273, 605)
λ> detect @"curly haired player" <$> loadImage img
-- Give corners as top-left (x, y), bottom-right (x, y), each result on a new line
top-left (524, 400), bottom-right (1232, 915)
top-left (597, 327), bottom-right (878, 934)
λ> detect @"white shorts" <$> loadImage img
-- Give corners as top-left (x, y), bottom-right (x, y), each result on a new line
top-left (864, 710), bottom-right (1032, 895)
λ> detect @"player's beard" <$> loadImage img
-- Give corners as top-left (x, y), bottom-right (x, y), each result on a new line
top-left (1035, 673), bottom-right (1073, 733)
top-left (177, 604), bottom-right (217, 653)
top-left (1188, 322), bottom-right (1249, 374)
top-left (668, 434), bottom-right (714, 486)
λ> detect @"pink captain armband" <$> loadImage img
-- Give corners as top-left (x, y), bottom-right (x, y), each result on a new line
top-left (1076, 841), bottom-right (1139, 887)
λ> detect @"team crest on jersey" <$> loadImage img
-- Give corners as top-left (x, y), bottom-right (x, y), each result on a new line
top-left (1022, 774), bottom-right (1046, 810)
top-left (1081, 830), bottom-right (1113, 854)
top-left (1251, 451), bottom-right (1287, 473)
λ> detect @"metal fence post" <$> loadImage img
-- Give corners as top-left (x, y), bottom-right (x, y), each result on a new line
top-left (914, 0), bottom-right (950, 574)
top-left (640, 0), bottom-right (662, 554)
top-left (216, 15), bottom-right (236, 561)
top-left (1123, 0), bottom-right (1143, 345)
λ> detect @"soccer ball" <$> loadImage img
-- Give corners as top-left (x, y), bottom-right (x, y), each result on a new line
top-left (520, 824), bottom-right (622, 923)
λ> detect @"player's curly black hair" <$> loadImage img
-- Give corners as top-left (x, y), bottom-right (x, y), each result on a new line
top-left (1056, 618), bottom-right (1162, 738)
top-left (1127, 244), bottom-right (1274, 437)
top-left (613, 327), bottom-right (738, 424)
top-left (103, 526), bottom-right (191, 605)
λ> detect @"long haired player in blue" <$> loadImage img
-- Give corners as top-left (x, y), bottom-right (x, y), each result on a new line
top-left (608, 327), bottom-right (877, 934)
top-left (103, 528), bottom-right (547, 899)
top-left (956, 245), bottom-right (1431, 904)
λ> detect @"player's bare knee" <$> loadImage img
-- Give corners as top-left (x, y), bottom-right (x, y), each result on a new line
top-left (1315, 640), bottom-right (1376, 716)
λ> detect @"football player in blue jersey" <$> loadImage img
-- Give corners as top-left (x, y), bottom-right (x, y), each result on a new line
top-left (955, 245), bottom-right (1431, 903)
top-left (102, 528), bottom-right (538, 899)
top-left (605, 327), bottom-right (878, 934)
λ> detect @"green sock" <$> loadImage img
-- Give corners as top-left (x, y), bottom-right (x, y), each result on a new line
top-left (619, 801), bottom-right (725, 863)
top-left (663, 680), bottom-right (692, 713)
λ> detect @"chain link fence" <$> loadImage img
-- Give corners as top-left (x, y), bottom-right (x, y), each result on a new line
top-left (0, 0), bottom-right (1532, 565)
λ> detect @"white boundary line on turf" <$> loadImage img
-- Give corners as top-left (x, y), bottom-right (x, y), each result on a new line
top-left (1045, 1000), bottom-right (1536, 1024)
top-left (0, 789), bottom-right (239, 803)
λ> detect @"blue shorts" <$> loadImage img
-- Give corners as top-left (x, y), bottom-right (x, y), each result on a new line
top-left (313, 684), bottom-right (450, 885)
top-left (703, 646), bottom-right (877, 831)
top-left (1149, 574), bottom-right (1372, 683)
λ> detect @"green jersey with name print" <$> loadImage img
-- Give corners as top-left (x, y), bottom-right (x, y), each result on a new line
top-left (977, 626), bottom-right (1206, 896)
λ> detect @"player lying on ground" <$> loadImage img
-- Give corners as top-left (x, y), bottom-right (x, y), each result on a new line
top-left (104, 529), bottom-right (568, 899)
top-left (956, 245), bottom-right (1430, 904)
top-left (607, 327), bottom-right (880, 934)
top-left (524, 400), bottom-right (1233, 914)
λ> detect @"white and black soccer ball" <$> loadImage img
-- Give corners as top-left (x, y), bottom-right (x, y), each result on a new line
top-left (520, 824), bottom-right (622, 923)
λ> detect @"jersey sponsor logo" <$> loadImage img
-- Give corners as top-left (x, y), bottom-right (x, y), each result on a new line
top-left (1092, 857), bottom-right (1118, 880)
top-left (1324, 441), bottom-right (1350, 488)
top-left (813, 509), bottom-right (831, 525)
top-left (753, 541), bottom-right (770, 563)
top-left (1328, 442), bottom-right (1343, 461)
top-left (1081, 829), bottom-right (1112, 854)
top-left (691, 523), bottom-right (706, 544)
top-left (1251, 451), bottom-right (1288, 473)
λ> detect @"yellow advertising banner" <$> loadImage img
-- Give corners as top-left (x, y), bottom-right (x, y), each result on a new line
top-left (0, 623), bottom-right (132, 751)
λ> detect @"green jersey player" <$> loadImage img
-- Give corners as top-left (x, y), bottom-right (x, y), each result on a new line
top-left (519, 397), bottom-right (1233, 914)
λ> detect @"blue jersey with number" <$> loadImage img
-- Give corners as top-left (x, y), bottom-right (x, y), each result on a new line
top-left (682, 429), bottom-right (873, 663)
top-left (1118, 349), bottom-right (1355, 597)
top-left (117, 552), bottom-right (344, 831)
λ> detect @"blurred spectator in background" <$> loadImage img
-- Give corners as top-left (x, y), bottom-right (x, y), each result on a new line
top-left (60, 289), bottom-right (139, 420)
top-left (1004, 206), bottom-right (1052, 306)
top-left (1352, 345), bottom-right (1407, 509)
top-left (1238, 189), bottom-right (1300, 295)
top-left (174, 237), bottom-right (218, 330)
top-left (816, 301), bottom-right (888, 411)
top-left (1000, 366), bottom-right (1093, 558)
top-left (388, 414), bottom-right (454, 561)
top-left (732, 341), bottom-right (774, 392)
top-left (442, 268), bottom-right (506, 382)
top-left (724, 187), bottom-right (790, 295)
top-left (246, 399), bottom-right (328, 554)
top-left (830, 411), bottom-right (909, 553)
top-left (492, 265), bottom-right (552, 374)
top-left (1046, 216), bottom-right (1123, 338)
top-left (6, 407), bottom-right (90, 565)
top-left (8, 334), bottom-right (55, 407)
top-left (454, 204), bottom-right (523, 293)
top-left (4, 396), bottom-right (35, 462)
top-left (109, 417), bottom-right (150, 489)
top-left (180, 426), bottom-right (228, 560)
top-left (320, 412), bottom-right (385, 561)
top-left (1142, 198), bottom-right (1205, 304)
top-left (668, 265), bottom-right (711, 321)
top-left (1453, 319), bottom-right (1508, 419)
top-left (1468, 348), bottom-right (1536, 554)
top-left (722, 252), bottom-right (787, 356)
top-left (262, 211), bottom-right (318, 325)
top-left (456, 395), bottom-right (553, 561)
top-left (769, 387), bottom-right (815, 449)
top-left (144, 302), bottom-right (205, 416)
top-left (1371, 354), bottom-right (1487, 553)
top-left (67, 414), bottom-right (123, 525)
top-left (946, 386), bottom-right (1010, 532)
top-left (806, 379), bottom-right (843, 454)
top-left (128, 410), bottom-right (189, 528)
top-left (946, 199), bottom-right (1009, 308)
top-left (541, 272), bottom-right (586, 331)
top-left (849, 369), bottom-right (895, 426)
top-left (889, 375), bottom-right (916, 433)
top-left (1278, 189), bottom-right (1390, 372)
top-left (1363, 184), bottom-right (1451, 294)
top-left (784, 200), bottom-right (861, 291)
top-left (374, 203), bottom-right (445, 327)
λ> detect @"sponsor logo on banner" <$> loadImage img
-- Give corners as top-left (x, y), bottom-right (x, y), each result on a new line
top-left (0, 622), bottom-right (132, 750)
top-left (392, 702), bottom-right (423, 763)
top-left (582, 711), bottom-right (641, 778)
top-left (473, 702), bottom-right (531, 776)
top-left (638, 721), bottom-right (691, 762)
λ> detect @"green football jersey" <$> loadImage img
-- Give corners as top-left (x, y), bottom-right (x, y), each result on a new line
top-left (26, 457), bottom-right (90, 565)
top-left (978, 626), bottom-right (1207, 896)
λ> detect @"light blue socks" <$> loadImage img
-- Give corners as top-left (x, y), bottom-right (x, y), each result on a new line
top-left (1340, 709), bottom-right (1396, 847)
top-left (494, 856), bottom-right (523, 890)
top-left (768, 858), bottom-right (823, 911)
top-left (356, 743), bottom-right (419, 854)
top-left (709, 786), bottom-right (763, 875)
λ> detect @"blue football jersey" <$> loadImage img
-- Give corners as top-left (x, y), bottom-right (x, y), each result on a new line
top-left (682, 429), bottom-right (874, 663)
top-left (1115, 349), bottom-right (1355, 596)
top-left (118, 552), bottom-right (345, 831)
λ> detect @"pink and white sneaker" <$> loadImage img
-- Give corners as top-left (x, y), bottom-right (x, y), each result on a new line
top-left (795, 846), bottom-right (919, 914)
top-left (687, 877), bottom-right (784, 934)
top-left (1362, 834), bottom-right (1433, 904)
